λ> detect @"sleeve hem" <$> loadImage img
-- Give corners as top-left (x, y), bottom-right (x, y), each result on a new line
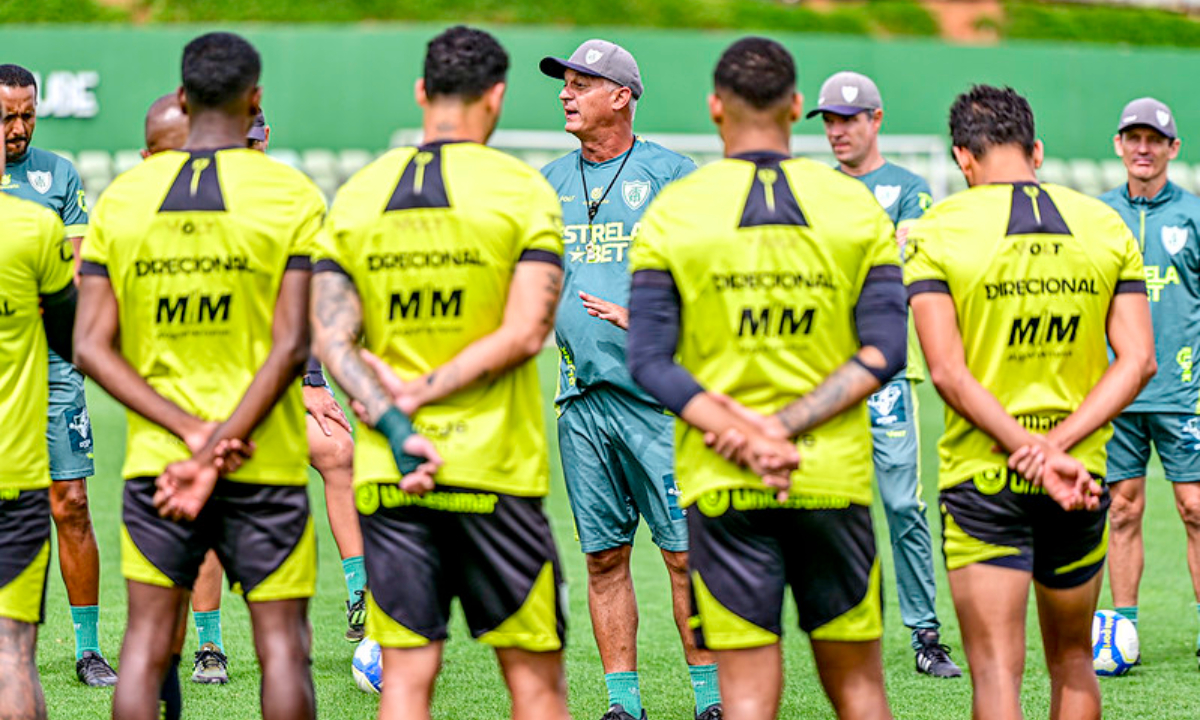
top-left (79, 261), bottom-right (109, 278)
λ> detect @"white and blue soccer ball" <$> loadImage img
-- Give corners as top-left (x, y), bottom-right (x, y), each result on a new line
top-left (1092, 610), bottom-right (1139, 676)
top-left (352, 638), bottom-right (383, 694)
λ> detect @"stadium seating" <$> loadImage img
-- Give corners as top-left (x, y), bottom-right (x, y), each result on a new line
top-left (56, 147), bottom-right (1195, 208)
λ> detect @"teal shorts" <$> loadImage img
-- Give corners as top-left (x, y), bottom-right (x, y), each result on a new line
top-left (557, 386), bottom-right (687, 554)
top-left (1107, 412), bottom-right (1200, 483)
top-left (47, 349), bottom-right (94, 481)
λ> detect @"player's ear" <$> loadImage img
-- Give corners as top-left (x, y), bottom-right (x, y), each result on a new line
top-left (1031, 140), bottom-right (1044, 170)
top-left (789, 92), bottom-right (803, 124)
top-left (1169, 137), bottom-right (1182, 161)
top-left (951, 145), bottom-right (973, 184)
top-left (486, 81), bottom-right (507, 115)
top-left (414, 78), bottom-right (429, 109)
top-left (708, 93), bottom-right (723, 127)
top-left (1112, 134), bottom-right (1124, 159)
top-left (248, 86), bottom-right (263, 119)
top-left (176, 86), bottom-right (189, 116)
top-left (872, 108), bottom-right (884, 130)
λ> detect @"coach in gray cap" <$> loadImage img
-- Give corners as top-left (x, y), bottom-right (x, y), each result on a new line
top-left (538, 40), bottom-right (721, 720)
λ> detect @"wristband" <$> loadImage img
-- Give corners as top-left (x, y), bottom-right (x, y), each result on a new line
top-left (301, 371), bottom-right (328, 388)
top-left (376, 406), bottom-right (423, 475)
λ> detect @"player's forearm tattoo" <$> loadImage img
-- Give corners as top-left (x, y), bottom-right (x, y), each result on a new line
top-left (775, 360), bottom-right (877, 438)
top-left (312, 272), bottom-right (394, 425)
top-left (0, 618), bottom-right (47, 719)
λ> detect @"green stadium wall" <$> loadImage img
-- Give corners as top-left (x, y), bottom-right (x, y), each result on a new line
top-left (2, 23), bottom-right (1198, 160)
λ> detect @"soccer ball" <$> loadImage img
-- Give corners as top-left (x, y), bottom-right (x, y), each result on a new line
top-left (1092, 610), bottom-right (1139, 676)
top-left (352, 638), bottom-right (383, 694)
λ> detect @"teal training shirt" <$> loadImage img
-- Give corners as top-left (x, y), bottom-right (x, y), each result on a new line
top-left (848, 161), bottom-right (933, 226)
top-left (542, 137), bottom-right (695, 405)
top-left (1101, 180), bottom-right (1200, 413)
top-left (843, 160), bottom-right (933, 383)
top-left (1, 147), bottom-right (89, 235)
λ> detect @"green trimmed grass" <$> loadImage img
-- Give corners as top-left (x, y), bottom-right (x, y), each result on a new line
top-left (40, 349), bottom-right (1199, 718)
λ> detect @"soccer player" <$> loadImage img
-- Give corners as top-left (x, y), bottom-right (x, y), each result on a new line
top-left (313, 26), bottom-right (569, 720)
top-left (538, 39), bottom-right (721, 720)
top-left (1100, 97), bottom-right (1200, 666)
top-left (628, 37), bottom-right (902, 720)
top-left (811, 70), bottom-right (960, 678)
top-left (905, 85), bottom-right (1155, 720)
top-left (74, 32), bottom-right (324, 720)
top-left (141, 97), bottom-right (370, 685)
top-left (0, 115), bottom-right (78, 720)
top-left (0, 63), bottom-right (116, 687)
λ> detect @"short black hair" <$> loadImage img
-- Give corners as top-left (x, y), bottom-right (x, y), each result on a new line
top-left (0, 64), bottom-right (37, 92)
top-left (713, 37), bottom-right (795, 110)
top-left (423, 26), bottom-right (509, 100)
top-left (181, 32), bottom-right (261, 109)
top-left (949, 85), bottom-right (1036, 158)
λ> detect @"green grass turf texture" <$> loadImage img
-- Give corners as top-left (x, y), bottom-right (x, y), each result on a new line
top-left (39, 349), bottom-right (1198, 719)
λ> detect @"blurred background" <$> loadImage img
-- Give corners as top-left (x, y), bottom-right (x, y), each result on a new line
top-left (6, 0), bottom-right (1200, 204)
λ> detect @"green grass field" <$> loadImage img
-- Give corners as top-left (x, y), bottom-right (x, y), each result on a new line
top-left (38, 349), bottom-right (1200, 719)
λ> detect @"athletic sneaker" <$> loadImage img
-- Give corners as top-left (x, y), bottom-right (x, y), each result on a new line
top-left (191, 642), bottom-right (229, 685)
top-left (695, 705), bottom-right (724, 720)
top-left (600, 705), bottom-right (647, 720)
top-left (346, 589), bottom-right (366, 642)
top-left (915, 629), bottom-right (963, 678)
top-left (76, 650), bottom-right (118, 687)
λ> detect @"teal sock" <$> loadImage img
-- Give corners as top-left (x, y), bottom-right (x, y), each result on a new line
top-left (70, 605), bottom-right (100, 661)
top-left (342, 555), bottom-right (367, 600)
top-left (193, 610), bottom-right (223, 652)
top-left (604, 671), bottom-right (642, 716)
top-left (1115, 605), bottom-right (1138, 628)
top-left (688, 664), bottom-right (720, 712)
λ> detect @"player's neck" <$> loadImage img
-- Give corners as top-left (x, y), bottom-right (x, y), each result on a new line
top-left (722, 127), bottom-right (791, 159)
top-left (839, 147), bottom-right (885, 177)
top-left (577, 130), bottom-right (634, 164)
top-left (184, 113), bottom-right (251, 151)
top-left (968, 147), bottom-right (1037, 186)
top-left (422, 106), bottom-right (489, 145)
top-left (1126, 173), bottom-right (1168, 200)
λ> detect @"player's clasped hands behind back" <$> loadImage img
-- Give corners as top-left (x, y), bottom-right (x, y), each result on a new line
top-left (702, 394), bottom-right (800, 500)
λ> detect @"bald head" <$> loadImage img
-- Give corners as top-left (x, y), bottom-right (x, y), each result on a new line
top-left (143, 93), bottom-right (189, 157)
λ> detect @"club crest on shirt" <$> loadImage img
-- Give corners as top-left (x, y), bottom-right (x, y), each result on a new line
top-left (874, 184), bottom-right (901, 209)
top-left (28, 170), bottom-right (52, 195)
top-left (1162, 225), bottom-right (1188, 256)
top-left (622, 180), bottom-right (651, 210)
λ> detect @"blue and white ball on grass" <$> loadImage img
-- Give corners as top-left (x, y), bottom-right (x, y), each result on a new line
top-left (352, 638), bottom-right (383, 694)
top-left (1092, 610), bottom-right (1139, 676)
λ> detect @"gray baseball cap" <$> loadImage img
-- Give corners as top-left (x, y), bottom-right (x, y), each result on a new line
top-left (805, 71), bottom-right (882, 119)
top-left (247, 111), bottom-right (267, 142)
top-left (540, 39), bottom-right (644, 99)
top-left (1118, 97), bottom-right (1177, 140)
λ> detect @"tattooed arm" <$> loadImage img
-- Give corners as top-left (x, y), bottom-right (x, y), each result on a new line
top-left (311, 268), bottom-right (442, 485)
top-left (367, 258), bottom-right (565, 413)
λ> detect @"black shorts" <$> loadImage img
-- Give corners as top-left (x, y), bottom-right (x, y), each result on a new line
top-left (122, 478), bottom-right (316, 601)
top-left (0, 489), bottom-right (51, 624)
top-left (940, 471), bottom-right (1110, 589)
top-left (687, 489), bottom-right (882, 650)
top-left (356, 483), bottom-right (566, 652)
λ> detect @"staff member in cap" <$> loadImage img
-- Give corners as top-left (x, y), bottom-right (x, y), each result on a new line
top-left (1099, 97), bottom-right (1200, 667)
top-left (539, 40), bottom-right (720, 720)
top-left (810, 71), bottom-right (961, 679)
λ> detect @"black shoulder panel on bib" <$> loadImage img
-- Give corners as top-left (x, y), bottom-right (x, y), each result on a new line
top-left (1006, 182), bottom-right (1071, 236)
top-left (159, 151), bottom-right (226, 212)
